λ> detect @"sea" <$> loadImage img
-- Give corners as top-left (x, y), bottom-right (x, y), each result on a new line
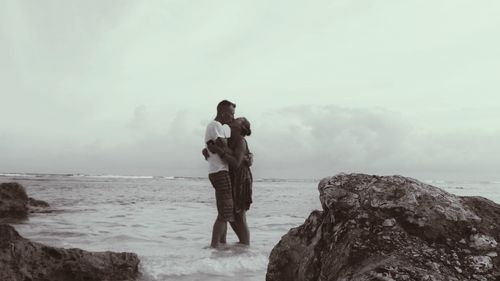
top-left (1, 173), bottom-right (499, 281)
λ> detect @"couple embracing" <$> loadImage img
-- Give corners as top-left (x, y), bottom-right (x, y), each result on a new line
top-left (203, 100), bottom-right (253, 248)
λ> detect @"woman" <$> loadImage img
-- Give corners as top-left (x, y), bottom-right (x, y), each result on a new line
top-left (207, 117), bottom-right (253, 245)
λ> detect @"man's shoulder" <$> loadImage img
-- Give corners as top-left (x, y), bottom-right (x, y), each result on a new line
top-left (206, 120), bottom-right (222, 128)
top-left (206, 120), bottom-right (230, 139)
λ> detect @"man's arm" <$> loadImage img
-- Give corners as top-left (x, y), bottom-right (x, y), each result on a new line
top-left (207, 137), bottom-right (245, 169)
top-left (204, 121), bottom-right (230, 157)
top-left (202, 148), bottom-right (209, 160)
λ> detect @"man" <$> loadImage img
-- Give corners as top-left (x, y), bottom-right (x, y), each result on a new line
top-left (204, 100), bottom-right (236, 248)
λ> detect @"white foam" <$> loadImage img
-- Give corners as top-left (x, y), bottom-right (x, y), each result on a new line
top-left (83, 174), bottom-right (155, 179)
top-left (144, 250), bottom-right (268, 279)
top-left (0, 173), bottom-right (32, 177)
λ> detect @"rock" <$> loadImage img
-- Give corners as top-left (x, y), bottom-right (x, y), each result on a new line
top-left (28, 197), bottom-right (52, 214)
top-left (469, 256), bottom-right (493, 273)
top-left (383, 218), bottom-right (397, 227)
top-left (0, 182), bottom-right (51, 220)
top-left (28, 197), bottom-right (50, 208)
top-left (0, 182), bottom-right (29, 219)
top-left (469, 234), bottom-right (498, 251)
top-left (266, 173), bottom-right (500, 281)
top-left (0, 224), bottom-right (140, 281)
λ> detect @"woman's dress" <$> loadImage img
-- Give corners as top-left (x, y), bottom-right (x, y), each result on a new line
top-left (230, 138), bottom-right (253, 213)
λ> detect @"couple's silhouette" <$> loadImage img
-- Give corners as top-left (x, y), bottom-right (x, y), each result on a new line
top-left (203, 100), bottom-right (253, 248)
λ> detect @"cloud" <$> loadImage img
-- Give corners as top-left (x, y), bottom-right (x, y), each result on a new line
top-left (128, 105), bottom-right (149, 130)
top-left (1, 1), bottom-right (500, 180)
top-left (247, 105), bottom-right (500, 180)
top-left (1, 103), bottom-right (499, 180)
top-left (249, 105), bottom-right (411, 178)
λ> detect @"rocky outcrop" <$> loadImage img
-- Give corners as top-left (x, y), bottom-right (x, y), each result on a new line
top-left (0, 182), bottom-right (140, 280)
top-left (0, 182), bottom-right (50, 220)
top-left (266, 173), bottom-right (500, 281)
top-left (0, 224), bottom-right (140, 281)
top-left (28, 197), bottom-right (50, 208)
top-left (28, 197), bottom-right (51, 214)
top-left (0, 183), bottom-right (29, 219)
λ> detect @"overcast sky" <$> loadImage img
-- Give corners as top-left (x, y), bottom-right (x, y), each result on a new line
top-left (1, 1), bottom-right (499, 180)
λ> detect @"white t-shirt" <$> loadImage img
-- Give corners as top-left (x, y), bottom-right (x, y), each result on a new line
top-left (204, 120), bottom-right (231, 174)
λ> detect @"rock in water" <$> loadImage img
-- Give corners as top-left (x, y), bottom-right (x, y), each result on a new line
top-left (28, 197), bottom-right (52, 214)
top-left (266, 173), bottom-right (500, 281)
top-left (0, 224), bottom-right (140, 281)
top-left (28, 197), bottom-right (50, 208)
top-left (0, 182), bottom-right (29, 219)
top-left (0, 182), bottom-right (51, 220)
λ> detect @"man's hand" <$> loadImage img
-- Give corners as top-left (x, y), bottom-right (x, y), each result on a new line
top-left (202, 148), bottom-right (209, 160)
top-left (244, 153), bottom-right (253, 167)
top-left (207, 142), bottom-right (224, 155)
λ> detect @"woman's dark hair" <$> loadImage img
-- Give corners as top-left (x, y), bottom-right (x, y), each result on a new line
top-left (238, 117), bottom-right (251, 136)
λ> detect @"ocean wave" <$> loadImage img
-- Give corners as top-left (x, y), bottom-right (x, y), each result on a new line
top-left (157, 176), bottom-right (176, 180)
top-left (87, 175), bottom-right (156, 179)
top-left (255, 178), bottom-right (315, 183)
top-left (0, 173), bottom-right (164, 180)
top-left (0, 173), bottom-right (33, 177)
top-left (73, 174), bottom-right (181, 180)
top-left (143, 248), bottom-right (267, 280)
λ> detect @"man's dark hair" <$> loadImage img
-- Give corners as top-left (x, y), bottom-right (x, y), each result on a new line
top-left (217, 100), bottom-right (236, 114)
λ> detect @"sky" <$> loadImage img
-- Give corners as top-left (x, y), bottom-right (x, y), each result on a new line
top-left (1, 1), bottom-right (499, 180)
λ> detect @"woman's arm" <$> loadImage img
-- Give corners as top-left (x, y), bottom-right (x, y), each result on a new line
top-left (226, 138), bottom-right (246, 169)
top-left (207, 137), bottom-right (245, 169)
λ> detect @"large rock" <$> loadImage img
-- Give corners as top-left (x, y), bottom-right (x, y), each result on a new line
top-left (0, 224), bottom-right (140, 281)
top-left (0, 183), bottom-right (29, 219)
top-left (266, 173), bottom-right (500, 281)
top-left (0, 182), bottom-right (51, 220)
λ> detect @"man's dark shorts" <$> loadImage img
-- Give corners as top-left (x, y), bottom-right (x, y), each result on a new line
top-left (209, 170), bottom-right (235, 222)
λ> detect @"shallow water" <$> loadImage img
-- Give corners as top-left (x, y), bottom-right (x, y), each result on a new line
top-left (1, 174), bottom-right (320, 281)
top-left (1, 174), bottom-right (499, 280)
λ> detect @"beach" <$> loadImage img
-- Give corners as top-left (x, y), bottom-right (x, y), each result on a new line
top-left (1, 173), bottom-right (498, 280)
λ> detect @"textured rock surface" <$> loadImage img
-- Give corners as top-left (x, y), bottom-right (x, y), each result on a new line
top-left (0, 182), bottom-right (29, 219)
top-left (27, 197), bottom-right (51, 214)
top-left (28, 197), bottom-right (50, 208)
top-left (0, 182), bottom-right (51, 220)
top-left (0, 224), bottom-right (140, 281)
top-left (266, 173), bottom-right (500, 281)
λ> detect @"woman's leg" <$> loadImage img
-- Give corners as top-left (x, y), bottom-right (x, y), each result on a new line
top-left (236, 210), bottom-right (250, 245)
top-left (229, 220), bottom-right (242, 242)
top-left (219, 222), bottom-right (227, 244)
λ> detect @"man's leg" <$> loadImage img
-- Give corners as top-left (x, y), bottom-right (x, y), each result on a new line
top-left (209, 171), bottom-right (235, 248)
top-left (211, 217), bottom-right (226, 248)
